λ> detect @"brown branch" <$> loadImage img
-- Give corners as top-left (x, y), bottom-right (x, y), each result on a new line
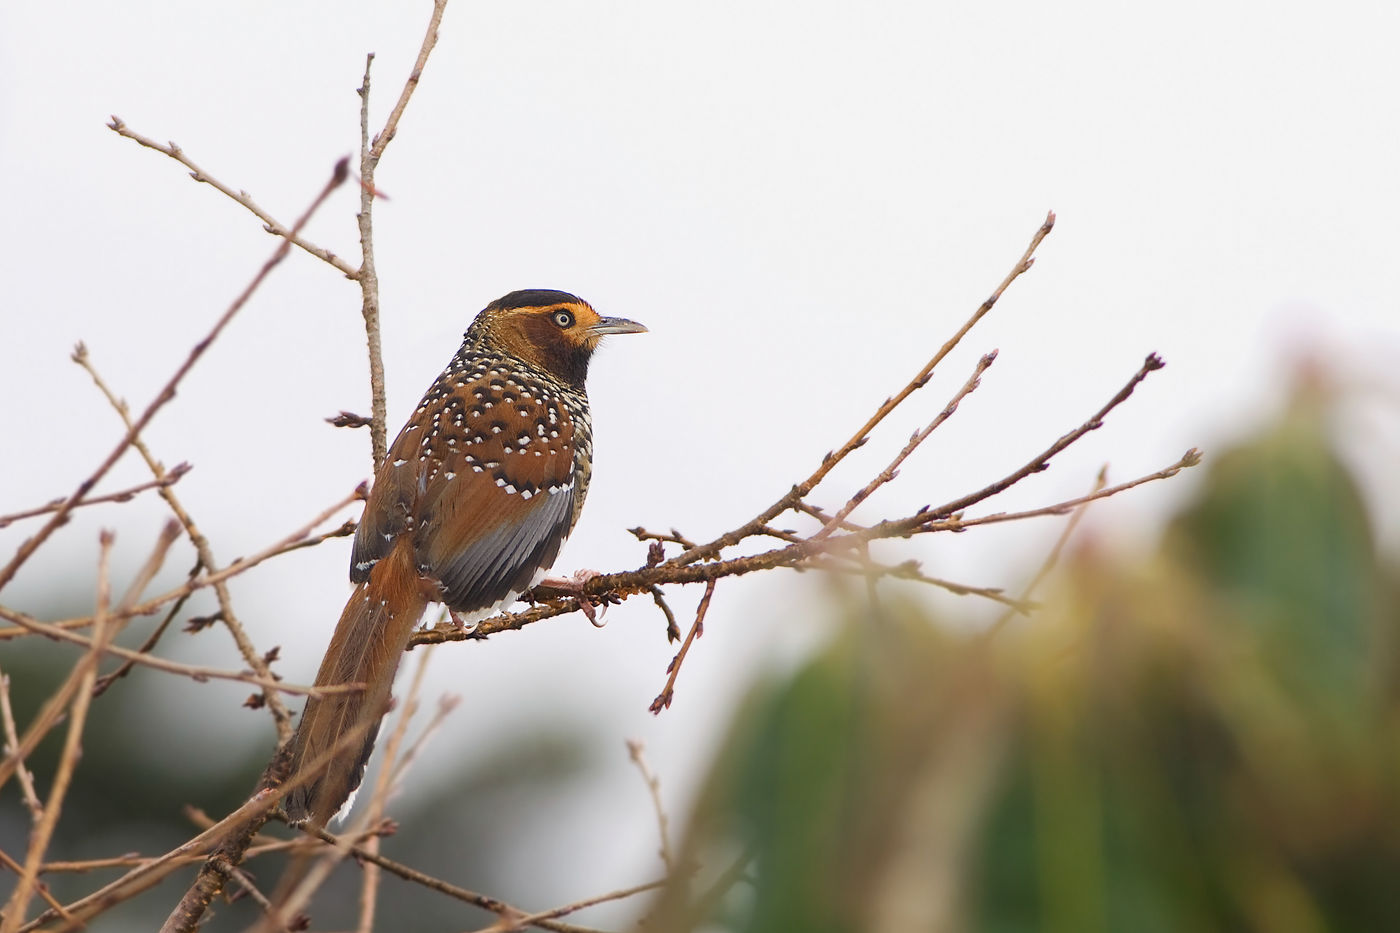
top-left (0, 510), bottom-right (355, 646)
top-left (3, 523), bottom-right (178, 932)
top-left (914, 449), bottom-right (1203, 534)
top-left (811, 555), bottom-right (1034, 613)
top-left (411, 449), bottom-right (1200, 650)
top-left (650, 579), bottom-right (717, 713)
top-left (295, 825), bottom-right (609, 933)
top-left (355, 55), bottom-right (389, 469)
top-left (73, 346), bottom-right (295, 737)
top-left (649, 585), bottom-right (682, 642)
top-left (814, 350), bottom-right (996, 542)
top-left (985, 465), bottom-right (1108, 635)
top-left (352, 0), bottom-right (448, 467)
top-left (107, 117), bottom-right (357, 277)
top-left (158, 696), bottom-right (394, 933)
top-left (628, 526), bottom-right (699, 550)
top-left (469, 878), bottom-right (667, 933)
top-left (928, 352), bottom-right (1166, 520)
top-left (0, 522), bottom-right (181, 805)
top-left (0, 848), bottom-right (76, 925)
top-left (0, 606), bottom-right (356, 713)
top-left (91, 589), bottom-right (192, 697)
top-left (626, 740), bottom-right (675, 874)
top-left (34, 839), bottom-right (302, 876)
top-left (0, 465), bottom-right (190, 529)
top-left (0, 671), bottom-right (43, 818)
top-left (2, 531), bottom-right (114, 931)
top-left (0, 485), bottom-right (361, 653)
top-left (357, 649), bottom-right (437, 933)
top-left (15, 772), bottom-right (304, 932)
top-left (669, 211), bottom-right (1055, 567)
top-left (0, 156), bottom-right (348, 597)
top-left (369, 0), bottom-right (448, 162)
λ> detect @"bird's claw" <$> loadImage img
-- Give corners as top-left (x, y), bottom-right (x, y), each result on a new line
top-left (537, 569), bottom-right (610, 627)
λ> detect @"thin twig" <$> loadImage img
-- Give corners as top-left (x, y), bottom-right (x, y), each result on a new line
top-left (650, 579), bottom-right (717, 713)
top-left (0, 466), bottom-right (190, 529)
top-left (0, 671), bottom-right (43, 818)
top-left (91, 589), bottom-right (192, 697)
top-left (0, 522), bottom-right (182, 804)
top-left (810, 555), bottom-right (1034, 613)
top-left (0, 156), bottom-right (349, 597)
top-left (15, 771), bottom-right (305, 932)
top-left (669, 211), bottom-right (1055, 567)
top-left (356, 55), bottom-right (389, 469)
top-left (159, 696), bottom-right (395, 933)
top-left (352, 0), bottom-right (449, 466)
top-left (0, 849), bottom-right (76, 925)
top-left (3, 529), bottom-right (122, 932)
top-left (107, 117), bottom-right (357, 277)
top-left (368, 0), bottom-right (449, 161)
top-left (73, 344), bottom-right (294, 737)
top-left (626, 740), bottom-right (675, 874)
top-left (356, 647), bottom-right (437, 933)
top-left (469, 878), bottom-right (667, 933)
top-left (986, 465), bottom-right (1108, 636)
top-left (0, 511), bottom-right (355, 645)
top-left (928, 352), bottom-right (1166, 520)
top-left (0, 484), bottom-right (361, 662)
top-left (914, 449), bottom-right (1202, 534)
top-left (410, 450), bottom-right (1201, 649)
top-left (34, 839), bottom-right (303, 875)
top-left (293, 826), bottom-right (609, 933)
top-left (814, 350), bottom-right (997, 542)
top-left (649, 585), bottom-right (682, 642)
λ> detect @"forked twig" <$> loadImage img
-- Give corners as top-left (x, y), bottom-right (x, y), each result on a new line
top-left (650, 579), bottom-right (717, 713)
top-left (670, 211), bottom-right (1056, 567)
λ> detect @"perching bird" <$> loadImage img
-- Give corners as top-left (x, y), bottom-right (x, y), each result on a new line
top-left (283, 289), bottom-right (646, 825)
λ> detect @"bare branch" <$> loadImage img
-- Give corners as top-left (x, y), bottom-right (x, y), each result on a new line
top-left (626, 740), bottom-right (675, 875)
top-left (3, 524), bottom-right (176, 931)
top-left (0, 465), bottom-right (190, 529)
top-left (986, 465), bottom-right (1109, 636)
top-left (650, 579), bottom-right (717, 713)
top-left (0, 672), bottom-right (42, 819)
top-left (929, 352), bottom-right (1166, 519)
top-left (107, 117), bottom-right (357, 277)
top-left (0, 157), bottom-right (348, 596)
top-left (670, 211), bottom-right (1056, 566)
top-left (814, 350), bottom-right (997, 542)
top-left (73, 345), bottom-right (295, 737)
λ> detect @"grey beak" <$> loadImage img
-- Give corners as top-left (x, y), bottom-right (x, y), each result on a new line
top-left (589, 316), bottom-right (648, 336)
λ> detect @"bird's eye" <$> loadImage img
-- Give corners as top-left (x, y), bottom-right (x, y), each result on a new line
top-left (551, 309), bottom-right (575, 328)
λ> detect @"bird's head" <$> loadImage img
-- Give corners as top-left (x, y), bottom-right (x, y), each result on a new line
top-left (469, 289), bottom-right (646, 387)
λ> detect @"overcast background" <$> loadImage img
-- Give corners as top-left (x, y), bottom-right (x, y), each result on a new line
top-left (2, 0), bottom-right (1398, 925)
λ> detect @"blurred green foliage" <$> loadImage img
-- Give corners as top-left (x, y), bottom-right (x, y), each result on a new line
top-left (648, 386), bottom-right (1400, 932)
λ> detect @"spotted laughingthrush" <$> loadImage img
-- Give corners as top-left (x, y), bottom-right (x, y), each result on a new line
top-left (283, 289), bottom-right (646, 826)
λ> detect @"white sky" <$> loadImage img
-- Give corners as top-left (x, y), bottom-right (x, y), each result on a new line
top-left (3, 0), bottom-right (1398, 920)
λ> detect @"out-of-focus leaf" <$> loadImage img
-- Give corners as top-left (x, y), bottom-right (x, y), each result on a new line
top-left (650, 381), bottom-right (1400, 933)
top-left (1164, 384), bottom-right (1380, 727)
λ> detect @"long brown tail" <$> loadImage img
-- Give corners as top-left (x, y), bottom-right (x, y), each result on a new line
top-left (283, 539), bottom-right (429, 825)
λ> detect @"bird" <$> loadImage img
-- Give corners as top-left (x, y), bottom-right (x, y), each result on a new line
top-left (282, 289), bottom-right (646, 826)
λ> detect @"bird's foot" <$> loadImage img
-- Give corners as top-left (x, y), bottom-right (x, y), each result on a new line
top-left (448, 608), bottom-right (482, 634)
top-left (537, 569), bottom-right (611, 627)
